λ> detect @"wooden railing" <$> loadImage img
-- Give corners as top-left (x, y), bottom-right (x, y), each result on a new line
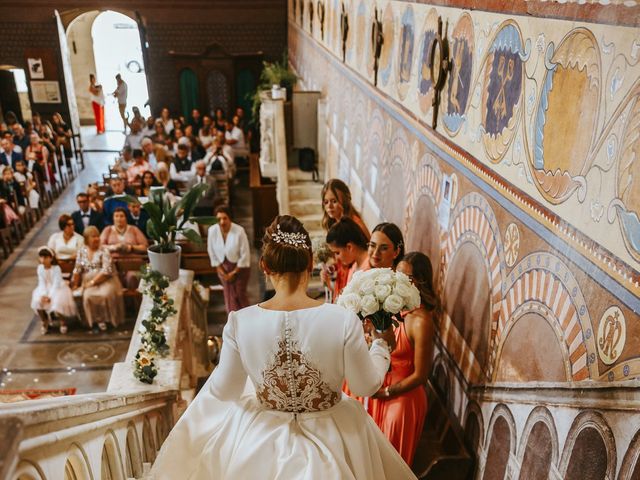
top-left (0, 270), bottom-right (210, 480)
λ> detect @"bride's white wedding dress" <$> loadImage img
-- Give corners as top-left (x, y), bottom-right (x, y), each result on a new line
top-left (151, 303), bottom-right (418, 479)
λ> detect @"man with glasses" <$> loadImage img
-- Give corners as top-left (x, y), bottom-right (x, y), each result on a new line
top-left (72, 192), bottom-right (104, 235)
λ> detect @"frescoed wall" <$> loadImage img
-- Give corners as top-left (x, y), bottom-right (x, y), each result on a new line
top-left (288, 0), bottom-right (640, 477)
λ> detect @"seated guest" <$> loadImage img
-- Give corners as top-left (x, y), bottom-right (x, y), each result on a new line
top-left (170, 143), bottom-right (195, 182)
top-left (14, 160), bottom-right (40, 210)
top-left (141, 137), bottom-right (158, 170)
top-left (326, 217), bottom-right (370, 297)
top-left (188, 160), bottom-right (218, 215)
top-left (184, 125), bottom-right (204, 160)
top-left (72, 226), bottom-right (124, 331)
top-left (156, 162), bottom-right (180, 197)
top-left (72, 192), bottom-right (105, 234)
top-left (159, 107), bottom-right (174, 136)
top-left (140, 170), bottom-right (160, 197)
top-left (31, 246), bottom-right (77, 335)
top-left (51, 112), bottom-right (73, 157)
top-left (124, 118), bottom-right (145, 150)
top-left (131, 106), bottom-right (144, 126)
top-left (204, 136), bottom-right (233, 178)
top-left (25, 132), bottom-right (53, 193)
top-left (151, 121), bottom-right (168, 145)
top-left (128, 201), bottom-right (149, 238)
top-left (190, 108), bottom-right (202, 133)
top-left (213, 107), bottom-right (226, 133)
top-left (115, 146), bottom-right (134, 171)
top-left (47, 214), bottom-right (84, 260)
top-left (126, 149), bottom-right (150, 184)
top-left (103, 177), bottom-right (130, 225)
top-left (1, 137), bottom-right (23, 168)
top-left (100, 207), bottom-right (148, 289)
top-left (11, 123), bottom-right (30, 152)
top-left (141, 115), bottom-right (156, 138)
top-left (87, 184), bottom-right (104, 213)
top-left (1, 166), bottom-right (26, 214)
top-left (198, 115), bottom-right (214, 149)
top-left (224, 116), bottom-right (249, 162)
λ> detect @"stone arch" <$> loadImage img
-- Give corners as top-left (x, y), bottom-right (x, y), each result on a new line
top-left (619, 426), bottom-right (640, 480)
top-left (481, 404), bottom-right (517, 480)
top-left (14, 460), bottom-right (46, 480)
top-left (431, 353), bottom-right (453, 405)
top-left (142, 416), bottom-right (157, 463)
top-left (516, 407), bottom-right (559, 480)
top-left (559, 411), bottom-right (617, 480)
top-left (155, 412), bottom-right (169, 448)
top-left (101, 430), bottom-right (125, 480)
top-left (364, 108), bottom-right (385, 193)
top-left (491, 252), bottom-right (596, 381)
top-left (64, 443), bottom-right (93, 480)
top-left (380, 128), bottom-right (411, 226)
top-left (125, 421), bottom-right (144, 478)
top-left (463, 401), bottom-right (485, 477)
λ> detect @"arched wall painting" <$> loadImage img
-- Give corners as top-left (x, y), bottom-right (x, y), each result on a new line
top-left (396, 6), bottom-right (414, 101)
top-left (179, 68), bottom-right (199, 121)
top-left (482, 416), bottom-right (511, 480)
top-left (443, 13), bottom-right (474, 135)
top-left (417, 9), bottom-right (439, 115)
top-left (532, 28), bottom-right (600, 204)
top-left (444, 242), bottom-right (491, 371)
top-left (207, 70), bottom-right (229, 117)
top-left (406, 194), bottom-right (440, 284)
top-left (518, 422), bottom-right (554, 480)
top-left (495, 312), bottom-right (568, 382)
top-left (564, 428), bottom-right (609, 480)
top-left (481, 22), bottom-right (524, 163)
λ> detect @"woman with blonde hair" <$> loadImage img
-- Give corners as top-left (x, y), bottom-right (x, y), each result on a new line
top-left (72, 226), bottom-right (124, 331)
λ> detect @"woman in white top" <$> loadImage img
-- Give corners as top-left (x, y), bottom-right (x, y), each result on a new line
top-left (151, 215), bottom-right (416, 480)
top-left (47, 214), bottom-right (84, 260)
top-left (88, 74), bottom-right (105, 134)
top-left (207, 205), bottom-right (251, 312)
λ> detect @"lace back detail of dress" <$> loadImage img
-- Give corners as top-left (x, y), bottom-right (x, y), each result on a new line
top-left (256, 312), bottom-right (340, 413)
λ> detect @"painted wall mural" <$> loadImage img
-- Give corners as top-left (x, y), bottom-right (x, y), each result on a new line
top-left (289, 2), bottom-right (640, 475)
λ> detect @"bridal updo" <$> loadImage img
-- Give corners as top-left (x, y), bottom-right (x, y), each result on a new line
top-left (262, 215), bottom-right (313, 276)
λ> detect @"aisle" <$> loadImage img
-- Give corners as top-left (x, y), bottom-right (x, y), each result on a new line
top-left (0, 130), bottom-right (127, 395)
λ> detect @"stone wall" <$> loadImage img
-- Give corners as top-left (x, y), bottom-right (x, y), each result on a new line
top-left (288, 0), bottom-right (640, 477)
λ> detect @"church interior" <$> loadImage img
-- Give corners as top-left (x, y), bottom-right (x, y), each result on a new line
top-left (0, 0), bottom-right (639, 478)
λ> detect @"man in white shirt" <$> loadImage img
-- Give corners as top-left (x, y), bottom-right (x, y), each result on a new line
top-left (124, 118), bottom-right (144, 150)
top-left (204, 137), bottom-right (233, 179)
top-left (188, 160), bottom-right (218, 215)
top-left (224, 117), bottom-right (249, 161)
top-left (141, 137), bottom-right (158, 170)
top-left (112, 74), bottom-right (128, 133)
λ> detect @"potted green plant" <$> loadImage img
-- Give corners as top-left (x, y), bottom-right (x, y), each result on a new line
top-left (126, 184), bottom-right (216, 281)
top-left (251, 53), bottom-right (299, 121)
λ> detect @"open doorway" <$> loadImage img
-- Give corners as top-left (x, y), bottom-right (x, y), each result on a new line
top-left (0, 67), bottom-right (32, 125)
top-left (66, 10), bottom-right (149, 133)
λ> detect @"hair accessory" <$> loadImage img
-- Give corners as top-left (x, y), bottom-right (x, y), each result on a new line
top-left (271, 225), bottom-right (310, 249)
top-left (37, 246), bottom-right (55, 257)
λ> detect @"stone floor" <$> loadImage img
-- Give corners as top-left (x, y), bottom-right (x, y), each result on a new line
top-left (0, 128), bottom-right (263, 395)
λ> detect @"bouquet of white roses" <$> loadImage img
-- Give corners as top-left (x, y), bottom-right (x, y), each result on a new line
top-left (338, 267), bottom-right (421, 331)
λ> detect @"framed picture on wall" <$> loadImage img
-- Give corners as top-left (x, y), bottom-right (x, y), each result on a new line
top-left (27, 58), bottom-right (44, 79)
top-left (30, 81), bottom-right (62, 103)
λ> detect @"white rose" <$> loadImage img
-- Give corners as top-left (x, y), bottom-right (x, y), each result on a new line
top-left (407, 288), bottom-right (421, 310)
top-left (383, 294), bottom-right (404, 314)
top-left (374, 284), bottom-right (392, 301)
top-left (359, 278), bottom-right (376, 296)
top-left (395, 271), bottom-right (411, 284)
top-left (361, 294), bottom-right (380, 317)
top-left (338, 293), bottom-right (361, 313)
top-left (393, 280), bottom-right (413, 300)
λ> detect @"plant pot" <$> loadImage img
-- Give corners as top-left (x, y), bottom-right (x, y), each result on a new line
top-left (147, 245), bottom-right (181, 281)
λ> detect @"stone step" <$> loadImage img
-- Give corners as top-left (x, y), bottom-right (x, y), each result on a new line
top-left (296, 214), bottom-right (323, 233)
top-left (287, 167), bottom-right (321, 183)
top-left (289, 183), bottom-right (323, 202)
top-left (289, 199), bottom-right (324, 217)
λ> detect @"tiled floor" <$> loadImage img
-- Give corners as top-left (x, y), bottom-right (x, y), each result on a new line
top-left (0, 127), bottom-right (263, 395)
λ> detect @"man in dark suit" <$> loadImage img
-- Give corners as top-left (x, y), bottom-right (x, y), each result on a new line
top-left (0, 137), bottom-right (23, 169)
top-left (72, 192), bottom-right (105, 234)
top-left (128, 201), bottom-right (149, 238)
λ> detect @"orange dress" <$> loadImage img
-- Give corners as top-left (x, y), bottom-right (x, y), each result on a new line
top-left (369, 318), bottom-right (427, 465)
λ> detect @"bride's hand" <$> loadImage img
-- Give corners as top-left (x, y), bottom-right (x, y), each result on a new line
top-left (366, 320), bottom-right (396, 352)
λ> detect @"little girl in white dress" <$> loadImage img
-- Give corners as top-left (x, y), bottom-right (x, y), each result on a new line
top-left (31, 246), bottom-right (77, 334)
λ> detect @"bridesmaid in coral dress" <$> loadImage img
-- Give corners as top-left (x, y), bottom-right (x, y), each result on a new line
top-left (369, 251), bottom-right (437, 465)
top-left (320, 179), bottom-right (370, 300)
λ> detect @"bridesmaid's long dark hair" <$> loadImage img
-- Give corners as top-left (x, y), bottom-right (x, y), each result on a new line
top-left (401, 252), bottom-right (439, 313)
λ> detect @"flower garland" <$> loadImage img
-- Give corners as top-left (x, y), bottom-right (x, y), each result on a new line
top-left (133, 265), bottom-right (177, 384)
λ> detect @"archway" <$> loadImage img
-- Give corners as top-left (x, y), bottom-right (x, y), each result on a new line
top-left (0, 66), bottom-right (32, 124)
top-left (66, 10), bottom-right (149, 132)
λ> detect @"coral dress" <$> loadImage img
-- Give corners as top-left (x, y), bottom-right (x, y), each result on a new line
top-left (369, 317), bottom-right (428, 465)
top-left (150, 304), bottom-right (417, 480)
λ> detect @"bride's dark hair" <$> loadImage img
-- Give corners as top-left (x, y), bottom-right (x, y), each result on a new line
top-left (262, 215), bottom-right (313, 276)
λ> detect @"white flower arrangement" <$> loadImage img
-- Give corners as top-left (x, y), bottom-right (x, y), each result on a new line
top-left (338, 268), bottom-right (421, 331)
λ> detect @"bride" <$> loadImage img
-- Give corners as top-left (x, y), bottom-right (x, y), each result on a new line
top-left (151, 215), bottom-right (417, 479)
